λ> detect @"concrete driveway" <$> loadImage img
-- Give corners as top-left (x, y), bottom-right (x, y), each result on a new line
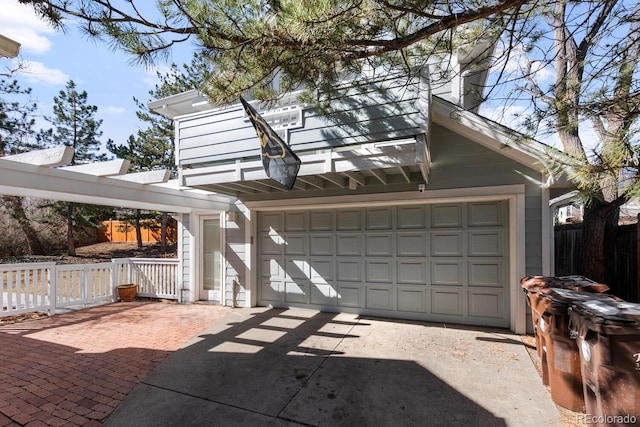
top-left (105, 308), bottom-right (560, 426)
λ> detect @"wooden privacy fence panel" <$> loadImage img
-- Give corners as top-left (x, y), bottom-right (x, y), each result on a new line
top-left (554, 223), bottom-right (639, 302)
top-left (1, 258), bottom-right (180, 318)
top-left (98, 219), bottom-right (177, 243)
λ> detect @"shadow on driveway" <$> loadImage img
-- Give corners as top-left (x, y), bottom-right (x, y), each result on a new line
top-left (106, 308), bottom-right (559, 426)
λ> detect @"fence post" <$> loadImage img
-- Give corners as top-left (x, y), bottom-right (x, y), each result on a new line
top-left (637, 214), bottom-right (640, 302)
top-left (111, 258), bottom-right (124, 301)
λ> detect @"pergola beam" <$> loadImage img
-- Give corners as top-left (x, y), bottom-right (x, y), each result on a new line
top-left (3, 146), bottom-right (74, 167)
top-left (0, 159), bottom-right (233, 213)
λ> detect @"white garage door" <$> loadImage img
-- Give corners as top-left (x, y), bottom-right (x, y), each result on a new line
top-left (258, 201), bottom-right (510, 327)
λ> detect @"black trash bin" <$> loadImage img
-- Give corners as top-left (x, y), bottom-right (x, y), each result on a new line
top-left (569, 299), bottom-right (640, 425)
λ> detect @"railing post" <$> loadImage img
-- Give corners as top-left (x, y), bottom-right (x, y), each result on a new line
top-left (82, 265), bottom-right (89, 305)
top-left (111, 258), bottom-right (126, 301)
top-left (128, 258), bottom-right (135, 284)
top-left (49, 265), bottom-right (57, 316)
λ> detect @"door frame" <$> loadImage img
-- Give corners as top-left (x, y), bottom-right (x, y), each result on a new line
top-left (193, 212), bottom-right (226, 303)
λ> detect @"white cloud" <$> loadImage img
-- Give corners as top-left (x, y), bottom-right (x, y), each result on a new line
top-left (141, 65), bottom-right (164, 87)
top-left (103, 105), bottom-right (126, 114)
top-left (492, 43), bottom-right (554, 83)
top-left (0, 1), bottom-right (55, 55)
top-left (17, 60), bottom-right (69, 85)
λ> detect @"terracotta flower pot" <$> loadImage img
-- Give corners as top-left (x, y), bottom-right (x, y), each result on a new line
top-left (116, 284), bottom-right (138, 302)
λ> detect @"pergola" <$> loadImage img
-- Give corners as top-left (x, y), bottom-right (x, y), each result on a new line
top-left (0, 147), bottom-right (234, 213)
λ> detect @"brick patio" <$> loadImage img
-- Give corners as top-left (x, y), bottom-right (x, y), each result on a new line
top-left (0, 302), bottom-right (234, 426)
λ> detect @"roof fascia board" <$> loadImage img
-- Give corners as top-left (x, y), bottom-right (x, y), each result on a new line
top-left (432, 96), bottom-right (550, 171)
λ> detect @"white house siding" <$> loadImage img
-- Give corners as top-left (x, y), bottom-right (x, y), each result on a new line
top-left (175, 75), bottom-right (429, 168)
top-left (224, 204), bottom-right (247, 307)
top-left (178, 213), bottom-right (192, 303)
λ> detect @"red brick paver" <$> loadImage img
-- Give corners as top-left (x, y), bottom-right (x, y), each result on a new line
top-left (0, 302), bottom-right (234, 426)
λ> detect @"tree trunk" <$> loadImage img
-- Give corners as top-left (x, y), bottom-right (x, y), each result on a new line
top-left (67, 203), bottom-right (76, 256)
top-left (2, 196), bottom-right (44, 255)
top-left (579, 199), bottom-right (619, 287)
top-left (135, 209), bottom-right (143, 249)
top-left (160, 212), bottom-right (168, 253)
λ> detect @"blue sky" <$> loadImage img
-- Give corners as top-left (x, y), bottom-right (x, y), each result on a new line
top-left (1, 0), bottom-right (194, 149)
top-left (1, 0), bottom-right (595, 155)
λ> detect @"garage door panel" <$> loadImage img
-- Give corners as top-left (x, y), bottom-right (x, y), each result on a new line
top-left (468, 290), bottom-right (505, 319)
top-left (309, 259), bottom-right (333, 281)
top-left (261, 212), bottom-right (282, 232)
top-left (337, 209), bottom-right (361, 230)
top-left (469, 201), bottom-right (503, 226)
top-left (365, 259), bottom-right (394, 283)
top-left (284, 235), bottom-right (307, 255)
top-left (285, 211), bottom-right (306, 231)
top-left (310, 210), bottom-right (333, 231)
top-left (336, 234), bottom-right (361, 256)
top-left (261, 257), bottom-right (283, 278)
top-left (468, 230), bottom-right (503, 257)
top-left (261, 235), bottom-right (283, 255)
top-left (285, 259), bottom-right (309, 279)
top-left (336, 259), bottom-right (362, 282)
top-left (431, 288), bottom-right (465, 316)
top-left (366, 207), bottom-right (393, 230)
top-left (337, 284), bottom-right (362, 307)
top-left (468, 260), bottom-right (504, 287)
top-left (431, 260), bottom-right (464, 286)
top-left (261, 279), bottom-right (281, 302)
top-left (284, 281), bottom-right (309, 304)
top-left (397, 259), bottom-right (426, 284)
top-left (398, 205), bottom-right (427, 229)
top-left (366, 286), bottom-right (394, 310)
top-left (397, 287), bottom-right (427, 313)
top-left (431, 231), bottom-right (464, 256)
top-left (310, 283), bottom-right (337, 305)
top-left (365, 233), bottom-right (394, 256)
top-left (310, 234), bottom-right (333, 256)
top-left (397, 232), bottom-right (427, 256)
top-left (431, 204), bottom-right (463, 228)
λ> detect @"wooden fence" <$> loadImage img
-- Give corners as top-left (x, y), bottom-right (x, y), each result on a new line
top-left (98, 219), bottom-right (177, 243)
top-left (554, 223), bottom-right (639, 302)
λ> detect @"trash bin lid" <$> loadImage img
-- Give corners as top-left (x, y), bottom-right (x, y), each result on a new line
top-left (571, 299), bottom-right (640, 325)
top-left (541, 288), bottom-right (615, 313)
top-left (520, 275), bottom-right (609, 294)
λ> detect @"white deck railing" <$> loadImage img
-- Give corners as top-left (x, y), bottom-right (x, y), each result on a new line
top-left (1, 258), bottom-right (179, 318)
